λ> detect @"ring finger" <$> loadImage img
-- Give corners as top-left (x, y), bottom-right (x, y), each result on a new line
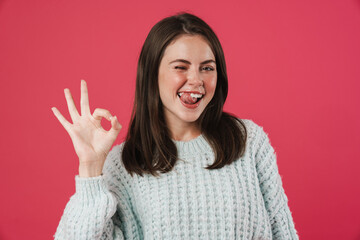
top-left (64, 88), bottom-right (80, 122)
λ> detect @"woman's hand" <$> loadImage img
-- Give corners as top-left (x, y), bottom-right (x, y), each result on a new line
top-left (51, 79), bottom-right (122, 177)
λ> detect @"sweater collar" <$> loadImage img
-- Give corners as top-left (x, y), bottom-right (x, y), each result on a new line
top-left (172, 134), bottom-right (212, 155)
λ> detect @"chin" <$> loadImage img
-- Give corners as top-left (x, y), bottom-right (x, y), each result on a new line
top-left (178, 113), bottom-right (203, 123)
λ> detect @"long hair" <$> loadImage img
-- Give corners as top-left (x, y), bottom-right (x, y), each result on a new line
top-left (122, 12), bottom-right (247, 177)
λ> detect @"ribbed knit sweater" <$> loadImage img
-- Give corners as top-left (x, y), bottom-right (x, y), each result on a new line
top-left (53, 119), bottom-right (299, 240)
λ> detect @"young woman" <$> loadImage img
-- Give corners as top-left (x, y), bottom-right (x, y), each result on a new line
top-left (52, 12), bottom-right (299, 239)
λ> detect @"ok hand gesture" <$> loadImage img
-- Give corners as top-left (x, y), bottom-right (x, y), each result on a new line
top-left (51, 80), bottom-right (122, 177)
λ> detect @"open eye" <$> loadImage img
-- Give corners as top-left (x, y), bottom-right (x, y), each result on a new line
top-left (201, 66), bottom-right (215, 71)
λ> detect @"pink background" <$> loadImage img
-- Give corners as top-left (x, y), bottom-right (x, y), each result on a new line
top-left (1, 0), bottom-right (360, 239)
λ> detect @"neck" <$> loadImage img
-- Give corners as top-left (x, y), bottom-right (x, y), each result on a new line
top-left (167, 121), bottom-right (201, 142)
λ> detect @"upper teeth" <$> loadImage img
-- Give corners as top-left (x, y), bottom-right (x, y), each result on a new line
top-left (190, 93), bottom-right (203, 98)
top-left (178, 92), bottom-right (203, 98)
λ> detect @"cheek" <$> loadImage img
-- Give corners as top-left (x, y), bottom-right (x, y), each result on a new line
top-left (159, 72), bottom-right (186, 99)
top-left (165, 73), bottom-right (186, 90)
top-left (206, 76), bottom-right (217, 95)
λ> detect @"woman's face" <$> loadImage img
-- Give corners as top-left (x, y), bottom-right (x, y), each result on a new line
top-left (158, 34), bottom-right (217, 131)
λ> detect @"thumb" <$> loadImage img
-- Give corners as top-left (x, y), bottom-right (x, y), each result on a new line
top-left (109, 116), bottom-right (122, 136)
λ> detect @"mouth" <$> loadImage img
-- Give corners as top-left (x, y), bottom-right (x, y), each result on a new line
top-left (177, 92), bottom-right (204, 104)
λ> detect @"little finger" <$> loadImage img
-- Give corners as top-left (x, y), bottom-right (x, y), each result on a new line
top-left (51, 107), bottom-right (72, 132)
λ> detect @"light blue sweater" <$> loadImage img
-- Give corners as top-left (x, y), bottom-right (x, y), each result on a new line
top-left (54, 119), bottom-right (299, 239)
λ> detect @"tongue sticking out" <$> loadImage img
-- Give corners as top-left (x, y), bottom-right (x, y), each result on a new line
top-left (180, 93), bottom-right (198, 104)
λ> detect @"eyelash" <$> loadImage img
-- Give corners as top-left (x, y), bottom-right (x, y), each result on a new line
top-left (174, 66), bottom-right (215, 71)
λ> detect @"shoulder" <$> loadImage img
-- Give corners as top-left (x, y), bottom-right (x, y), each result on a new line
top-left (108, 142), bottom-right (126, 159)
top-left (104, 143), bottom-right (125, 169)
top-left (103, 142), bottom-right (131, 181)
top-left (237, 118), bottom-right (273, 156)
top-left (238, 118), bottom-right (266, 141)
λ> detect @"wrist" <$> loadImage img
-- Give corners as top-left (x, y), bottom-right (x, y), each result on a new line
top-left (78, 162), bottom-right (103, 178)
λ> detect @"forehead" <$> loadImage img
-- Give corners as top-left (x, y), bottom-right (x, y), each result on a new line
top-left (163, 34), bottom-right (215, 61)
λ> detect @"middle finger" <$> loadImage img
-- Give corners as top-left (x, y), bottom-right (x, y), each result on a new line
top-left (80, 79), bottom-right (91, 116)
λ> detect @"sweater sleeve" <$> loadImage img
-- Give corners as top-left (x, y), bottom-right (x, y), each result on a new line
top-left (53, 144), bottom-right (141, 240)
top-left (253, 123), bottom-right (299, 240)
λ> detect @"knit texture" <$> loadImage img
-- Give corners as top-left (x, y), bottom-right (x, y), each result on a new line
top-left (53, 119), bottom-right (299, 240)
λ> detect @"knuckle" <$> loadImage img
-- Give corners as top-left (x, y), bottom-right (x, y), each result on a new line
top-left (100, 108), bottom-right (110, 115)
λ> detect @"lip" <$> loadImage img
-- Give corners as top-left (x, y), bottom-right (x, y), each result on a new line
top-left (177, 91), bottom-right (205, 95)
top-left (178, 94), bottom-right (202, 109)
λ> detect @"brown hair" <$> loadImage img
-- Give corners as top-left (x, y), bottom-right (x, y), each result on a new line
top-left (122, 12), bottom-right (247, 177)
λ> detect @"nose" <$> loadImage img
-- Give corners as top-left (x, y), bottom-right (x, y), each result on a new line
top-left (187, 68), bottom-right (203, 86)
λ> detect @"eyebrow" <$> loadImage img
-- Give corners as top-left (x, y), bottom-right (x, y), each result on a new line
top-left (169, 59), bottom-right (216, 65)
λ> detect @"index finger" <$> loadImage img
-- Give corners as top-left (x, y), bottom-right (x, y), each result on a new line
top-left (80, 79), bottom-right (91, 116)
